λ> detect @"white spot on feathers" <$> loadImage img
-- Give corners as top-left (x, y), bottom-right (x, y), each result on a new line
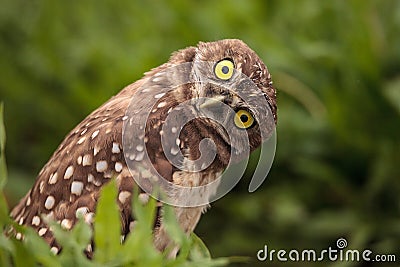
top-left (138, 193), bottom-right (149, 204)
top-left (157, 102), bottom-right (167, 108)
top-left (96, 161), bottom-right (108, 172)
top-left (94, 145), bottom-right (100, 156)
top-left (112, 142), bottom-right (121, 154)
top-left (50, 247), bottom-right (59, 255)
top-left (77, 136), bottom-right (86, 144)
top-left (71, 181), bottom-right (84, 195)
top-left (75, 207), bottom-right (89, 218)
top-left (154, 92), bottom-right (165, 99)
top-left (85, 212), bottom-right (94, 224)
top-left (38, 228), bottom-right (47, 236)
top-left (32, 216), bottom-right (40, 226)
top-left (44, 195), bottom-right (55, 210)
top-left (118, 191), bottom-right (131, 204)
top-left (77, 156), bottom-right (82, 165)
top-left (64, 166), bottom-right (74, 179)
top-left (135, 152), bottom-right (144, 161)
top-left (82, 154), bottom-right (92, 166)
top-left (87, 173), bottom-right (94, 183)
top-left (115, 162), bottom-right (123, 172)
top-left (39, 181), bottom-right (45, 193)
top-left (170, 147), bottom-right (179, 155)
top-left (91, 130), bottom-right (99, 139)
top-left (61, 219), bottom-right (72, 230)
top-left (48, 172), bottom-right (58, 184)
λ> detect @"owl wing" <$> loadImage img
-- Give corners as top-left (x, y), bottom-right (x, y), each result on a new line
top-left (10, 76), bottom-right (170, 254)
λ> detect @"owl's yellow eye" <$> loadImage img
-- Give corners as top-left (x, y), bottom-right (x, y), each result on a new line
top-left (234, 109), bottom-right (255, 129)
top-left (214, 59), bottom-right (234, 80)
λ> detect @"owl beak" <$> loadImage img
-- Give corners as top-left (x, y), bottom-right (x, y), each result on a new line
top-left (198, 95), bottom-right (226, 109)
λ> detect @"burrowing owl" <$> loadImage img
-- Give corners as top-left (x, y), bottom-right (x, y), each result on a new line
top-left (11, 39), bottom-right (277, 256)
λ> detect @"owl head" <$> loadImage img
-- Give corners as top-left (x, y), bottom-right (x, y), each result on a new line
top-left (161, 39), bottom-right (276, 163)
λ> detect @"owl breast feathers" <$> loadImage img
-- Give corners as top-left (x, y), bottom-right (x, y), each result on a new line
top-left (11, 39), bottom-right (277, 257)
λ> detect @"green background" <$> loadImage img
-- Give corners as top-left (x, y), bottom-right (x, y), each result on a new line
top-left (1, 1), bottom-right (399, 266)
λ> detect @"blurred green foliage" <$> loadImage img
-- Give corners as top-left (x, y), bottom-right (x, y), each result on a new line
top-left (1, 0), bottom-right (399, 266)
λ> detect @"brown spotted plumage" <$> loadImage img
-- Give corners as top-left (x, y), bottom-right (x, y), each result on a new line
top-left (11, 39), bottom-right (277, 257)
